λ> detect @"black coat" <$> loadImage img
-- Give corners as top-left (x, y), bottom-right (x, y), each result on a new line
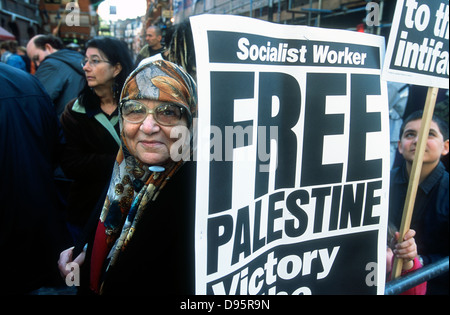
top-left (79, 161), bottom-right (197, 295)
top-left (0, 64), bottom-right (72, 294)
top-left (389, 162), bottom-right (449, 295)
top-left (60, 99), bottom-right (119, 227)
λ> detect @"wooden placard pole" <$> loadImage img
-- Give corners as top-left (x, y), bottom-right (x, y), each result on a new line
top-left (391, 86), bottom-right (439, 280)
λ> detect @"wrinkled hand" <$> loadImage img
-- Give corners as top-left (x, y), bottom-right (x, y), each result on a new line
top-left (58, 246), bottom-right (86, 279)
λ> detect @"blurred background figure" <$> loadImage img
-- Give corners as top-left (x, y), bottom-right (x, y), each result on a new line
top-left (1, 40), bottom-right (26, 71)
top-left (16, 45), bottom-right (33, 74)
top-left (0, 63), bottom-right (72, 295)
top-left (134, 25), bottom-right (165, 67)
top-left (59, 36), bottom-right (133, 244)
top-left (164, 20), bottom-right (196, 81)
top-left (26, 34), bottom-right (85, 117)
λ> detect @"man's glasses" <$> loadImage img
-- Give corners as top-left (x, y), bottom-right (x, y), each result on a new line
top-left (81, 57), bottom-right (112, 68)
top-left (120, 100), bottom-right (190, 126)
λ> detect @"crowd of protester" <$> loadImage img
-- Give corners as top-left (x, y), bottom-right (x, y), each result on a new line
top-left (0, 20), bottom-right (448, 295)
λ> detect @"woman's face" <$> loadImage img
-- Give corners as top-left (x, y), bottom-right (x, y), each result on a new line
top-left (82, 47), bottom-right (120, 88)
top-left (122, 99), bottom-right (189, 166)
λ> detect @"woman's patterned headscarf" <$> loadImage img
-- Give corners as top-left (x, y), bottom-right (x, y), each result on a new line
top-left (90, 60), bottom-right (197, 294)
top-left (120, 58), bottom-right (197, 124)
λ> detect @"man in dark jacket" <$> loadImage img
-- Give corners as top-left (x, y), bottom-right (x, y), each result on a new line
top-left (0, 63), bottom-right (72, 294)
top-left (26, 34), bottom-right (85, 117)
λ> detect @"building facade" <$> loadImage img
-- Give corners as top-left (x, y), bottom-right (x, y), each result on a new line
top-left (38, 0), bottom-right (99, 46)
top-left (0, 0), bottom-right (40, 45)
top-left (172, 0), bottom-right (394, 34)
top-left (1, 0), bottom-right (100, 47)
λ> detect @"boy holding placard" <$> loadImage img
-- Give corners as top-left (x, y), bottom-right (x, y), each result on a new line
top-left (389, 110), bottom-right (449, 295)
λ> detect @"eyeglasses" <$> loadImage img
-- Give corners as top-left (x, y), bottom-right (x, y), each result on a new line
top-left (81, 57), bottom-right (112, 68)
top-left (121, 100), bottom-right (190, 126)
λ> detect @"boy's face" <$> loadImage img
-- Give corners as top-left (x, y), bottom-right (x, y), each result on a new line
top-left (398, 119), bottom-right (449, 165)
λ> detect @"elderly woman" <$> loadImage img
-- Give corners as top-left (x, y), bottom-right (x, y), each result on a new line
top-left (59, 60), bottom-right (198, 295)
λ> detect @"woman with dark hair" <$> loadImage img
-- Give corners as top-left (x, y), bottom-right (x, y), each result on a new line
top-left (60, 36), bottom-right (133, 244)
